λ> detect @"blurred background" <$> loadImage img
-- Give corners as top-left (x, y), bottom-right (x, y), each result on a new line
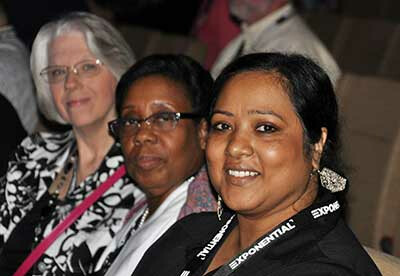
top-left (1, 0), bottom-right (400, 258)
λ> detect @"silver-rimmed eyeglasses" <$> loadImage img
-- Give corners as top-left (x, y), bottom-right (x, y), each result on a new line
top-left (108, 112), bottom-right (201, 139)
top-left (39, 59), bottom-right (103, 83)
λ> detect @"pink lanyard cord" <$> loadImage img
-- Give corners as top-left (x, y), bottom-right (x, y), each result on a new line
top-left (13, 165), bottom-right (127, 276)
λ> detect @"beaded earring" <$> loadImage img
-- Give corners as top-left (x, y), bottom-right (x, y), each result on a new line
top-left (317, 167), bottom-right (346, 193)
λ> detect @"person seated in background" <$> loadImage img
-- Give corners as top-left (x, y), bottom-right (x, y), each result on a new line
top-left (211, 0), bottom-right (341, 86)
top-left (94, 54), bottom-right (217, 276)
top-left (0, 12), bottom-right (144, 275)
top-left (191, 0), bottom-right (240, 69)
top-left (0, 3), bottom-right (38, 132)
top-left (132, 52), bottom-right (381, 276)
top-left (0, 2), bottom-right (38, 174)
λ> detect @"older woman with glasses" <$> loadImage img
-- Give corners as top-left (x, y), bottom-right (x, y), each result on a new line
top-left (92, 54), bottom-right (217, 276)
top-left (0, 12), bottom-right (145, 275)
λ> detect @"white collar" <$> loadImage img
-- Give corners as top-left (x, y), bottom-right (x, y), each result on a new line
top-left (146, 175), bottom-right (195, 222)
top-left (242, 3), bottom-right (294, 41)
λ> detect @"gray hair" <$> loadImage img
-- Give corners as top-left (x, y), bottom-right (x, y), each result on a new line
top-left (31, 12), bottom-right (135, 124)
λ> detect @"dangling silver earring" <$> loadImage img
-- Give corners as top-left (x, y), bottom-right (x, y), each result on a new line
top-left (217, 195), bottom-right (223, 221)
top-left (317, 167), bottom-right (347, 193)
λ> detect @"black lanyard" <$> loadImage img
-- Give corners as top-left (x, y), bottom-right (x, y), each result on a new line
top-left (179, 197), bottom-right (341, 276)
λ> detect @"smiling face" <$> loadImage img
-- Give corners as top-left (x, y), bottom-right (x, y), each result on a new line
top-left (120, 75), bottom-right (207, 202)
top-left (206, 71), bottom-right (321, 220)
top-left (49, 33), bottom-right (117, 129)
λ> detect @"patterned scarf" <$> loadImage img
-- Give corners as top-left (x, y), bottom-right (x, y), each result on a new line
top-left (178, 166), bottom-right (217, 219)
top-left (124, 166), bottom-right (217, 225)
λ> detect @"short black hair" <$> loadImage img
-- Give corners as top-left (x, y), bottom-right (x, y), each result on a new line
top-left (210, 52), bottom-right (345, 178)
top-left (115, 54), bottom-right (213, 119)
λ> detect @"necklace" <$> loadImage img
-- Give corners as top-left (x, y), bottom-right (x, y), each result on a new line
top-left (49, 145), bottom-right (77, 198)
top-left (136, 207), bottom-right (150, 229)
top-left (103, 206), bottom-right (150, 272)
top-left (56, 156), bottom-right (76, 194)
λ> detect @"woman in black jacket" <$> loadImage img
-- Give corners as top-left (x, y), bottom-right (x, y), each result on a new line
top-left (132, 52), bottom-right (381, 276)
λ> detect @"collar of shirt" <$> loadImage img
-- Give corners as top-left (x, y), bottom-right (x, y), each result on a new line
top-left (241, 3), bottom-right (294, 52)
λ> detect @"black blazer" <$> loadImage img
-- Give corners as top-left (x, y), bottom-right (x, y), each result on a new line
top-left (133, 193), bottom-right (381, 276)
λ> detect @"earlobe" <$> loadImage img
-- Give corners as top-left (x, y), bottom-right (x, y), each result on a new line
top-left (198, 119), bottom-right (208, 150)
top-left (312, 127), bottom-right (328, 169)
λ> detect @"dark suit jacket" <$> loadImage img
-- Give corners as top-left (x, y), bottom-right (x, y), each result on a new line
top-left (133, 192), bottom-right (381, 276)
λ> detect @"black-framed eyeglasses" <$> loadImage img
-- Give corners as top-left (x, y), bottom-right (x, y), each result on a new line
top-left (39, 59), bottom-right (103, 83)
top-left (108, 112), bottom-right (201, 139)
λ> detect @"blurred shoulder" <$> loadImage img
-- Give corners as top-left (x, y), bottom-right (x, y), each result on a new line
top-left (317, 219), bottom-right (381, 275)
top-left (274, 261), bottom-right (367, 276)
top-left (16, 131), bottom-right (73, 155)
top-left (23, 131), bottom-right (73, 146)
top-left (4, 130), bottom-right (74, 178)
